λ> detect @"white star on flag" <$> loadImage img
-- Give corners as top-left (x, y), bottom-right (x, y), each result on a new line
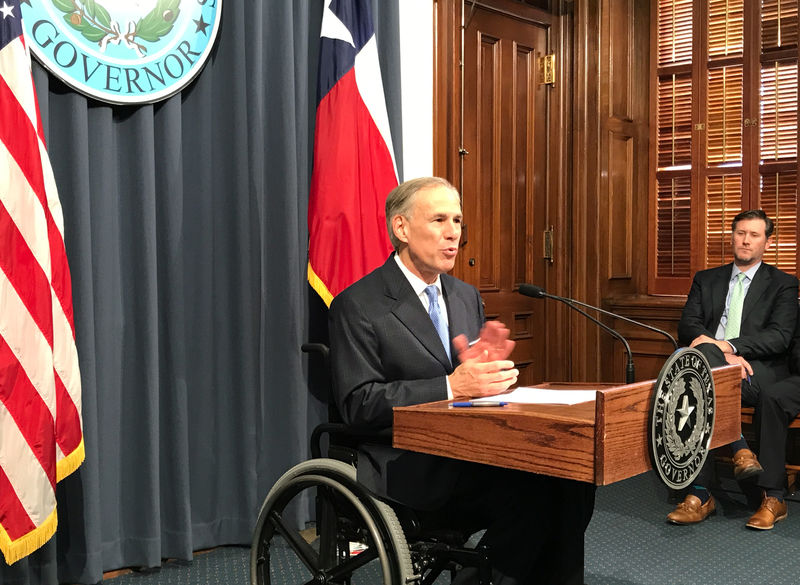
top-left (320, 0), bottom-right (355, 46)
top-left (0, 2), bottom-right (16, 19)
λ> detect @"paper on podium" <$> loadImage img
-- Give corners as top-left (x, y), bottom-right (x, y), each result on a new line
top-left (473, 386), bottom-right (597, 405)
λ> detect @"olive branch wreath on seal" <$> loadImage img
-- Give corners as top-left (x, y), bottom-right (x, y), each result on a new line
top-left (51, 0), bottom-right (181, 56)
top-left (663, 377), bottom-right (706, 459)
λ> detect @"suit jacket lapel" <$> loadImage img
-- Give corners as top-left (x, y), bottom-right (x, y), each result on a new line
top-left (442, 275), bottom-right (469, 365)
top-left (381, 257), bottom-right (452, 369)
top-left (741, 264), bottom-right (772, 327)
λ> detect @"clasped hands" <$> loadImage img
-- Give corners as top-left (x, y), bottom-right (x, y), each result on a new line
top-left (690, 334), bottom-right (753, 380)
top-left (448, 320), bottom-right (519, 400)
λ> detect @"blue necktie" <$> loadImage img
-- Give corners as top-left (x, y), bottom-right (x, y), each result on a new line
top-left (425, 285), bottom-right (451, 360)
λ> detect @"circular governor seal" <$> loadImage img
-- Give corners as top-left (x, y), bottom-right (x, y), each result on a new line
top-left (650, 348), bottom-right (715, 490)
top-left (20, 1), bottom-right (222, 105)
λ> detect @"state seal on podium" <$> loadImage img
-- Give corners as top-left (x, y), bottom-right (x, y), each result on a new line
top-left (650, 348), bottom-right (715, 490)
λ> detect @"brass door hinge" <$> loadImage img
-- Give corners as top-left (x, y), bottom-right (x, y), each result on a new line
top-left (543, 226), bottom-right (554, 264)
top-left (538, 54), bottom-right (556, 86)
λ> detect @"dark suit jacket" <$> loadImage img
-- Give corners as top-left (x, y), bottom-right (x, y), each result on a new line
top-left (328, 254), bottom-right (484, 510)
top-left (678, 262), bottom-right (799, 388)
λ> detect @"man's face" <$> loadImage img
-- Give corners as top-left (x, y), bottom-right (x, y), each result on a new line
top-left (393, 185), bottom-right (462, 284)
top-left (731, 217), bottom-right (772, 268)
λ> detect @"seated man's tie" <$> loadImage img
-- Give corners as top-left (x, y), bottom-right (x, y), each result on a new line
top-left (725, 272), bottom-right (746, 340)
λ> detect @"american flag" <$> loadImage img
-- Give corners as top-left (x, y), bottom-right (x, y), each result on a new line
top-left (307, 0), bottom-right (398, 306)
top-left (0, 0), bottom-right (83, 564)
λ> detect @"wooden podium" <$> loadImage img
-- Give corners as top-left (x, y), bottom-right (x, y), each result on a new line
top-left (393, 365), bottom-right (742, 485)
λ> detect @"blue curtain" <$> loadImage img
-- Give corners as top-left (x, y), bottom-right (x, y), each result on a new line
top-left (0, 1), bottom-right (402, 583)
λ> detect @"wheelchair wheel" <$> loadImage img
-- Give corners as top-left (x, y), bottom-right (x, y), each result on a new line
top-left (250, 459), bottom-right (416, 585)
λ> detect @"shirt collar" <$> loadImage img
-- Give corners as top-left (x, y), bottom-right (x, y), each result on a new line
top-left (732, 261), bottom-right (761, 281)
top-left (393, 253), bottom-right (442, 298)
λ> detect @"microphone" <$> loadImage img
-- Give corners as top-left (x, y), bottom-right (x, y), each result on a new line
top-left (519, 284), bottom-right (678, 350)
top-left (519, 284), bottom-right (640, 384)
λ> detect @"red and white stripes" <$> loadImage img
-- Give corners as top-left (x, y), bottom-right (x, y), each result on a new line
top-left (1, 3), bottom-right (83, 564)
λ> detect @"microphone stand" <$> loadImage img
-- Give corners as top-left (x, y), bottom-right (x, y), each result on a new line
top-left (518, 284), bottom-right (637, 384)
top-left (557, 298), bottom-right (636, 384)
top-left (561, 298), bottom-right (678, 350)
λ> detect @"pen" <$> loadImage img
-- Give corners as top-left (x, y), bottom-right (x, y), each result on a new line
top-left (452, 401), bottom-right (508, 407)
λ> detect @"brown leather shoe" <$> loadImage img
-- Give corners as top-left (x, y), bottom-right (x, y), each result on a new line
top-left (667, 494), bottom-right (715, 525)
top-left (746, 495), bottom-right (788, 530)
top-left (732, 448), bottom-right (763, 480)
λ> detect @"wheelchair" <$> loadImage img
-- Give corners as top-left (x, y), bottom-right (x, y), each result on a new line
top-left (250, 344), bottom-right (492, 585)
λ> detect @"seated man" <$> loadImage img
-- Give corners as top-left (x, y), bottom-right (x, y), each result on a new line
top-left (667, 209), bottom-right (798, 529)
top-left (329, 176), bottom-right (595, 585)
top-left (746, 318), bottom-right (800, 529)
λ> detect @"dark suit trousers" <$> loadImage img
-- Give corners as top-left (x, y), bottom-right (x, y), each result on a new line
top-left (694, 344), bottom-right (800, 493)
top-left (438, 461), bottom-right (595, 585)
top-left (754, 375), bottom-right (800, 491)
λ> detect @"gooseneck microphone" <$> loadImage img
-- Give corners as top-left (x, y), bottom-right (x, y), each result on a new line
top-left (519, 284), bottom-right (638, 384)
top-left (519, 284), bottom-right (678, 350)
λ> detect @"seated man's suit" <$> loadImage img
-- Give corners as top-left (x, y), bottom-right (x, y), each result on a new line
top-left (678, 261), bottom-right (799, 493)
top-left (329, 255), bottom-right (594, 585)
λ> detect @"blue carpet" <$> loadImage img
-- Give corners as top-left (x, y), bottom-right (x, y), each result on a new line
top-left (105, 547), bottom-right (249, 585)
top-left (585, 471), bottom-right (800, 585)
top-left (106, 471), bottom-right (800, 584)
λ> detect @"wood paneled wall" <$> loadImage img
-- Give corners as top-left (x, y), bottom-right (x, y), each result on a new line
top-left (433, 0), bottom-right (679, 383)
top-left (571, 0), bottom-right (667, 383)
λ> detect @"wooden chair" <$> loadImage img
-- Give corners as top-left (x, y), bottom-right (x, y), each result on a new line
top-left (740, 406), bottom-right (800, 496)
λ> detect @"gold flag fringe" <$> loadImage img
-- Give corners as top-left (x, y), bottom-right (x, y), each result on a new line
top-left (307, 262), bottom-right (333, 308)
top-left (57, 438), bottom-right (86, 482)
top-left (0, 506), bottom-right (58, 565)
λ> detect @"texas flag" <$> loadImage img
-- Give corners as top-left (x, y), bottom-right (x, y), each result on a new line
top-left (307, 0), bottom-right (398, 307)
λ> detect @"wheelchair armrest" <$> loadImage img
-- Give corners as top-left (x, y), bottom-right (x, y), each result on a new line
top-left (310, 422), bottom-right (393, 459)
top-left (301, 343), bottom-right (330, 361)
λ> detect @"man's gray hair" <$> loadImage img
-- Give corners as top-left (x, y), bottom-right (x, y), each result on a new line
top-left (385, 177), bottom-right (459, 250)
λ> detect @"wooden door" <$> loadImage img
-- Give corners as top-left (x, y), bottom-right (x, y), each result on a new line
top-left (436, 0), bottom-right (563, 385)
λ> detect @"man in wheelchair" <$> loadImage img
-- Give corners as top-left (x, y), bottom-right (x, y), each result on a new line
top-left (328, 176), bottom-right (596, 585)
